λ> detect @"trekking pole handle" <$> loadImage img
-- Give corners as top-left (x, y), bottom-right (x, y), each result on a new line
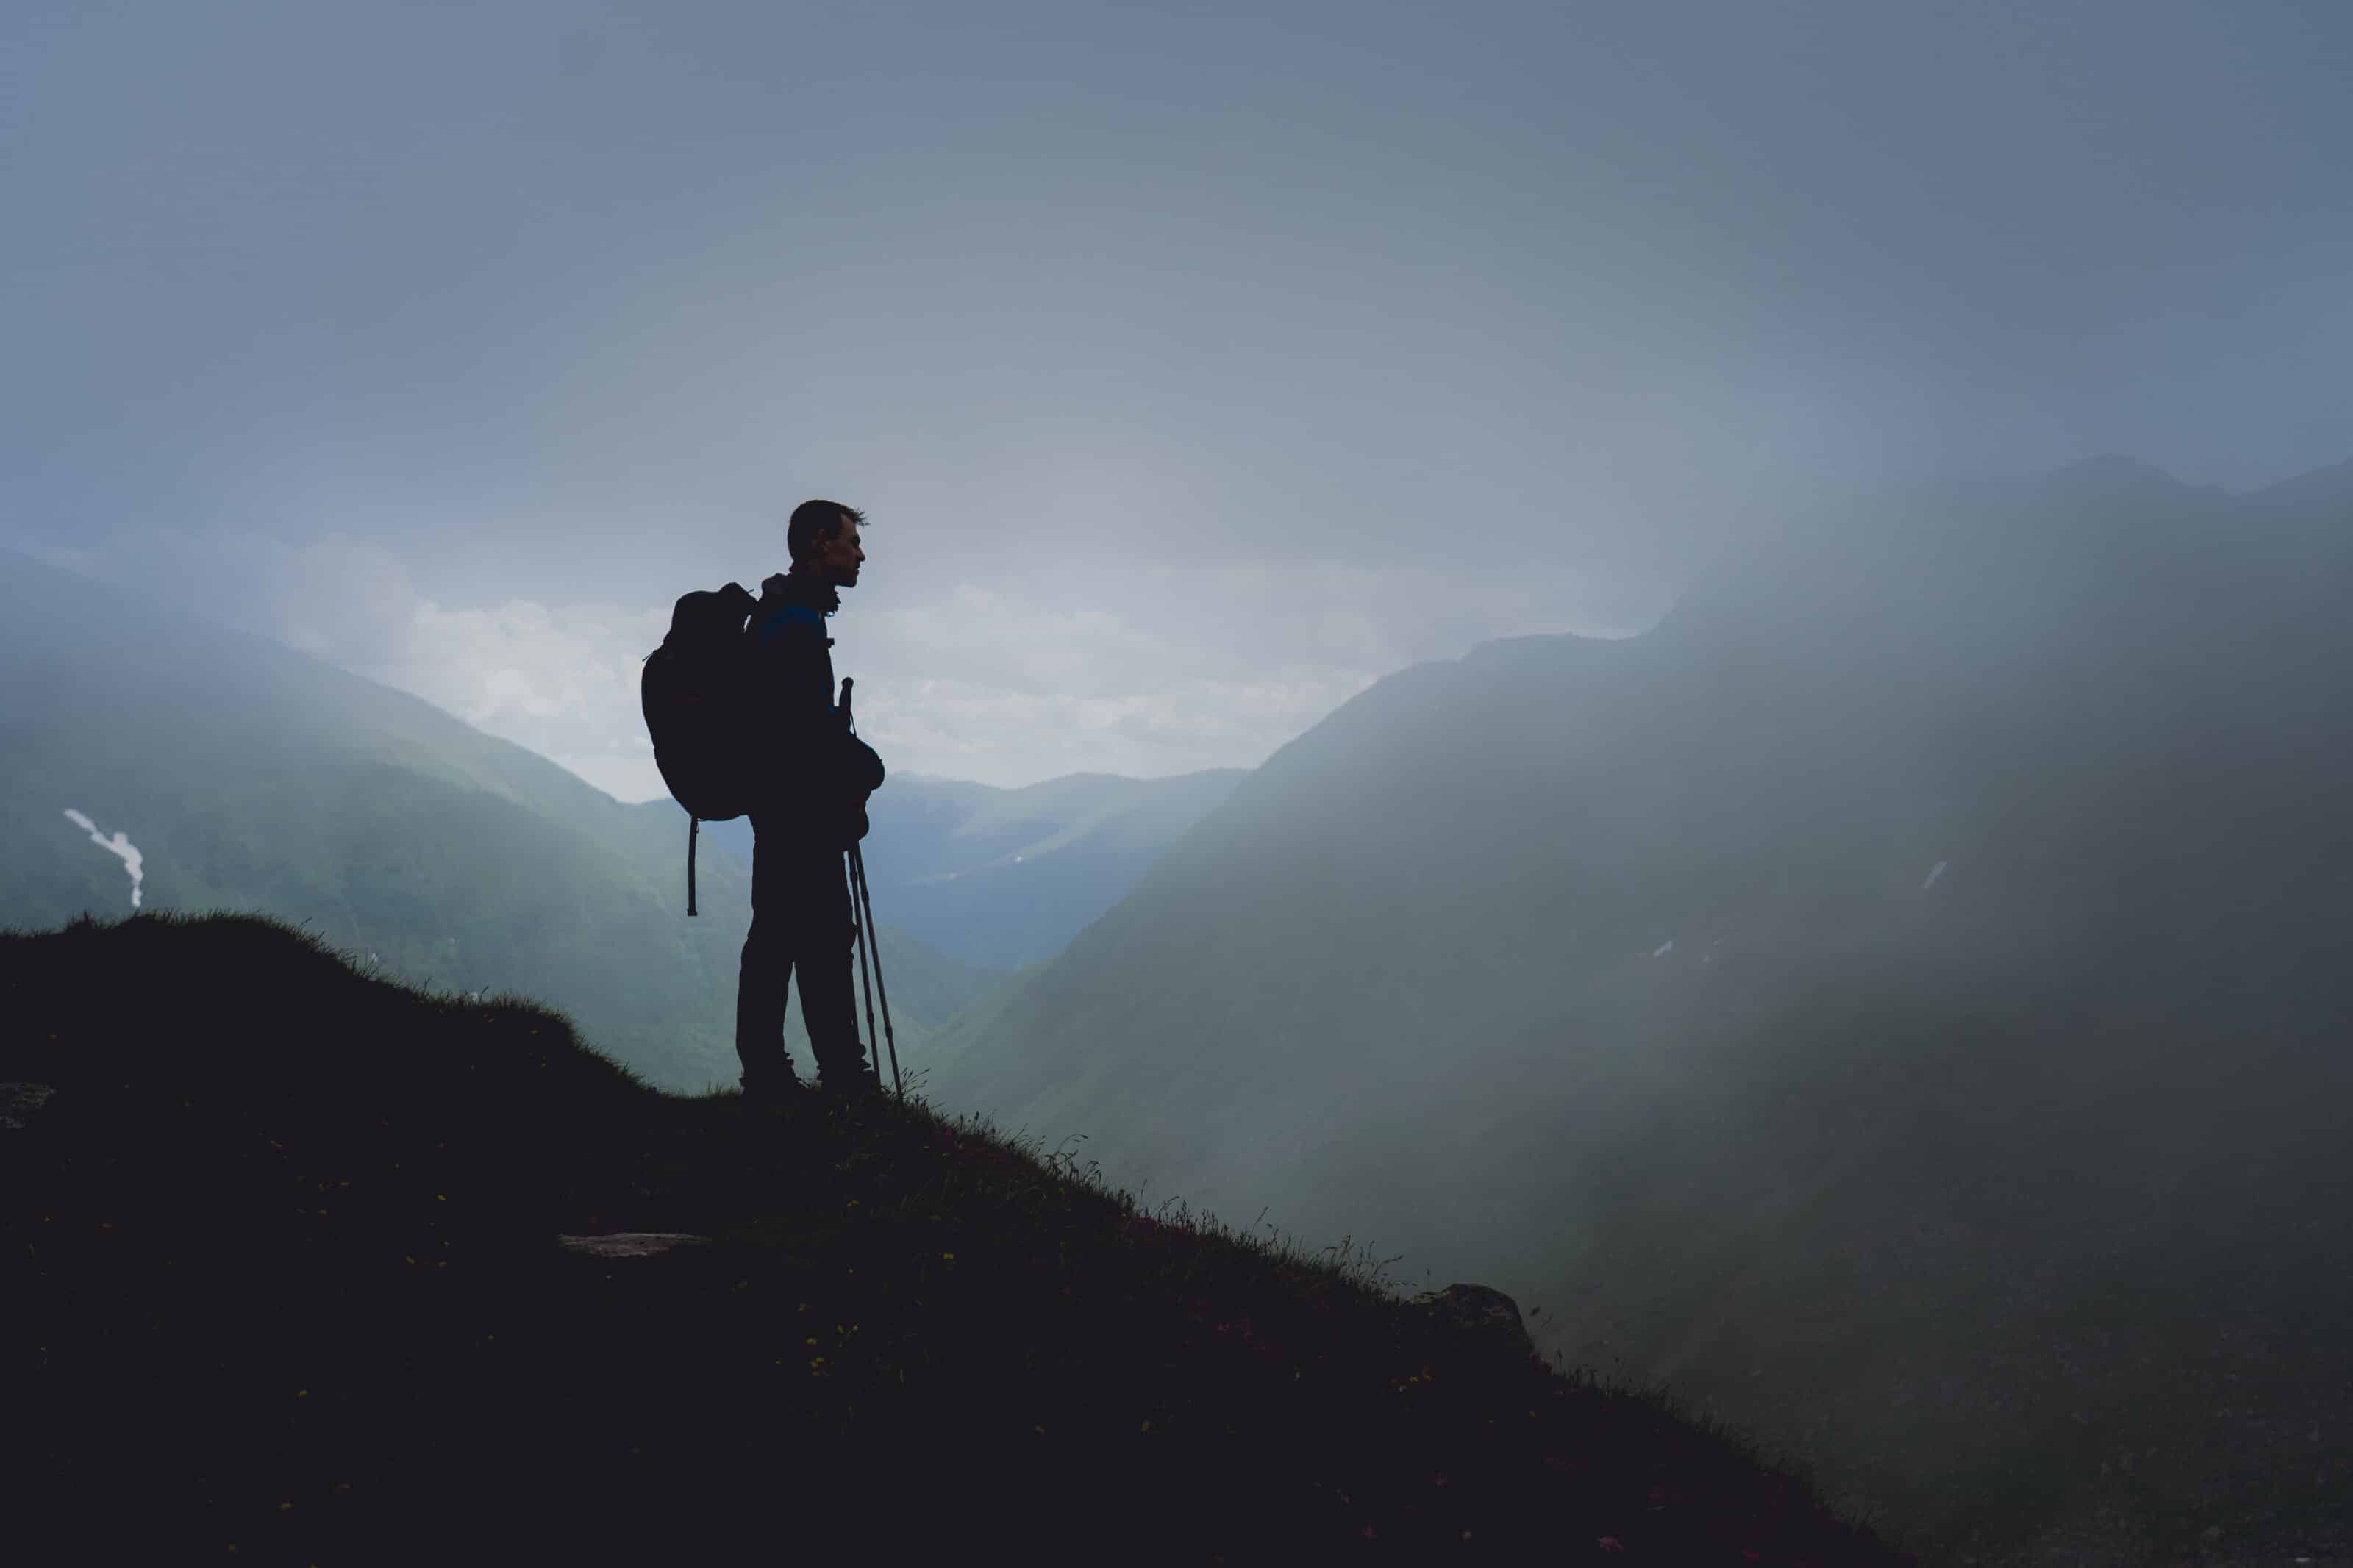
top-left (839, 675), bottom-right (854, 731)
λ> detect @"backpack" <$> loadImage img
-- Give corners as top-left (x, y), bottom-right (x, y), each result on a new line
top-left (640, 581), bottom-right (761, 916)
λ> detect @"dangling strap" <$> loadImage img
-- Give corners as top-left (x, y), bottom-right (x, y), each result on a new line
top-left (688, 815), bottom-right (700, 917)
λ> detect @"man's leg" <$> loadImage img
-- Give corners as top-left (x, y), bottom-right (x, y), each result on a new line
top-left (734, 816), bottom-right (799, 1095)
top-left (788, 846), bottom-right (869, 1084)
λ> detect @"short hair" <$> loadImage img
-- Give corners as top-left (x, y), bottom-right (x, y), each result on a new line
top-left (789, 499), bottom-right (865, 562)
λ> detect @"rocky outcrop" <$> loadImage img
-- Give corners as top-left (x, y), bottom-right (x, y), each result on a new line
top-left (1413, 1282), bottom-right (1537, 1358)
top-left (555, 1231), bottom-right (712, 1260)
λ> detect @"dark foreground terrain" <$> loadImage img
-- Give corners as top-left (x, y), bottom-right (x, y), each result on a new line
top-left (4, 910), bottom-right (1917, 1565)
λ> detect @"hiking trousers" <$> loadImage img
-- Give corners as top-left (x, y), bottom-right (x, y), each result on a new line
top-left (735, 820), bottom-right (867, 1089)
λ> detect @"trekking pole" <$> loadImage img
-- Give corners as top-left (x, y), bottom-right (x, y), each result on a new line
top-left (847, 846), bottom-right (882, 1092)
top-left (849, 842), bottom-right (903, 1099)
top-left (838, 679), bottom-right (904, 1100)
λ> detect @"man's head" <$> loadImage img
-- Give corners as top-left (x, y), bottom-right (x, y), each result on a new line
top-left (788, 499), bottom-right (865, 589)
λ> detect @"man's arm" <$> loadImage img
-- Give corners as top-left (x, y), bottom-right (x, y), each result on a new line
top-left (841, 723), bottom-right (885, 797)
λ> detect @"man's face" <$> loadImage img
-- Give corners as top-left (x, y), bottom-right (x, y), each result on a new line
top-left (810, 518), bottom-right (864, 587)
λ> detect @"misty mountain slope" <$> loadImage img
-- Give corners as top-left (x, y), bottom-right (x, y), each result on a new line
top-left (656, 765), bottom-right (1246, 972)
top-left (0, 549), bottom-right (985, 1089)
top-left (3, 909), bottom-right (1916, 1566)
top-left (907, 457), bottom-right (2353, 1567)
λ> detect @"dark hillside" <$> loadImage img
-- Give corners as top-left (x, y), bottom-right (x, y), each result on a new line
top-left (4, 910), bottom-right (1913, 1566)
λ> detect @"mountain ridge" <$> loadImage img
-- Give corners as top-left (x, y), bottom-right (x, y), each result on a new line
top-left (900, 454), bottom-right (2353, 1567)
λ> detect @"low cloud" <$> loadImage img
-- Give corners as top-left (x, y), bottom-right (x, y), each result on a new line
top-left (20, 526), bottom-right (1659, 798)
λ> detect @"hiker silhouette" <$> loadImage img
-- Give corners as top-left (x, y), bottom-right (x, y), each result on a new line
top-left (735, 500), bottom-right (886, 1100)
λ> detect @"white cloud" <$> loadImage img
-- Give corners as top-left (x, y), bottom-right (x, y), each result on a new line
top-left (19, 524), bottom-right (1657, 799)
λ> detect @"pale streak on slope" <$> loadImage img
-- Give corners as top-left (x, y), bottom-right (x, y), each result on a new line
top-left (62, 809), bottom-right (145, 909)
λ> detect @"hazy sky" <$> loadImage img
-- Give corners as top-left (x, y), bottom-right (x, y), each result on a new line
top-left (6, 0), bottom-right (2349, 798)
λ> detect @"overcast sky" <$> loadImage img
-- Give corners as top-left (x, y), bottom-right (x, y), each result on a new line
top-left (6, 0), bottom-right (2349, 798)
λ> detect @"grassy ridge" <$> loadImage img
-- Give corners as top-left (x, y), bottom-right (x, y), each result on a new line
top-left (4, 910), bottom-right (1917, 1565)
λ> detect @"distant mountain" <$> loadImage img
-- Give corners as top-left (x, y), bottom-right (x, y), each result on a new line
top-left (2244, 452), bottom-right (2353, 522)
top-left (0, 550), bottom-right (992, 1092)
top-left (905, 457), bottom-right (2353, 1566)
top-left (649, 767), bottom-right (1246, 973)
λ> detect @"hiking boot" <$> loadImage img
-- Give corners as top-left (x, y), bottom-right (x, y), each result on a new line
top-left (740, 1067), bottom-right (801, 1110)
top-left (815, 1067), bottom-right (884, 1102)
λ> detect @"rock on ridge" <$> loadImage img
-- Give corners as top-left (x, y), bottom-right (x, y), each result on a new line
top-left (556, 1232), bottom-right (713, 1260)
top-left (1413, 1282), bottom-right (1537, 1358)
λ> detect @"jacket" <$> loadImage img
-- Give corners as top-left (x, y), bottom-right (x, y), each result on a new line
top-left (747, 568), bottom-right (885, 837)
